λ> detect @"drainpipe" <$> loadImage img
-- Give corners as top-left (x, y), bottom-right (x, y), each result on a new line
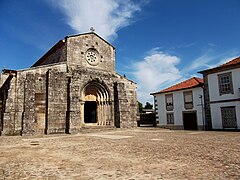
top-left (199, 94), bottom-right (205, 131)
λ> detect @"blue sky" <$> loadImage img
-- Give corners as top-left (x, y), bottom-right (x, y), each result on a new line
top-left (1, 0), bottom-right (240, 104)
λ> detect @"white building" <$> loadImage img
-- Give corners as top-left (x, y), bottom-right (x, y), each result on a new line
top-left (199, 57), bottom-right (240, 130)
top-left (151, 77), bottom-right (204, 130)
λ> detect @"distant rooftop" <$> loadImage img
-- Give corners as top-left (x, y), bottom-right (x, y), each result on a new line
top-left (199, 56), bottom-right (240, 74)
top-left (151, 77), bottom-right (203, 95)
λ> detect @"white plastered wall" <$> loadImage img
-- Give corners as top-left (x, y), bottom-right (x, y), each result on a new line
top-left (208, 68), bottom-right (240, 129)
top-left (155, 87), bottom-right (204, 127)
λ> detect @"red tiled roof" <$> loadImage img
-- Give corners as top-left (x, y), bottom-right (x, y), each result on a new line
top-left (219, 56), bottom-right (240, 67)
top-left (199, 56), bottom-right (240, 74)
top-left (151, 77), bottom-right (203, 95)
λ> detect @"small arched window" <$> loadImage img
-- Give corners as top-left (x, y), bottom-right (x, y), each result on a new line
top-left (37, 78), bottom-right (43, 91)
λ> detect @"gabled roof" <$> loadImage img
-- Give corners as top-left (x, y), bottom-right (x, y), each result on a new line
top-left (219, 56), bottom-right (240, 67)
top-left (32, 40), bottom-right (65, 67)
top-left (66, 32), bottom-right (115, 49)
top-left (151, 77), bottom-right (203, 95)
top-left (199, 56), bottom-right (240, 74)
top-left (32, 32), bottom-right (114, 67)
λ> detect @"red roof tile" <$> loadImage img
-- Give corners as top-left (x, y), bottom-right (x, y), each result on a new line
top-left (219, 56), bottom-right (240, 67)
top-left (151, 77), bottom-right (203, 95)
top-left (199, 56), bottom-right (240, 74)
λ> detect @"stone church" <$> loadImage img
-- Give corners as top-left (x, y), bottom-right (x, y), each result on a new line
top-left (0, 32), bottom-right (138, 135)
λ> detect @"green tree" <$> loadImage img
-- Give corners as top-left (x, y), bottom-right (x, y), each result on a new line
top-left (138, 101), bottom-right (143, 113)
top-left (144, 102), bottom-right (153, 109)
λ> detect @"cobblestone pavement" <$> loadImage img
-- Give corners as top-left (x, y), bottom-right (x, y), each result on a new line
top-left (0, 128), bottom-right (239, 179)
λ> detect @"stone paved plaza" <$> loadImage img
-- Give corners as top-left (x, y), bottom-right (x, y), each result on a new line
top-left (0, 128), bottom-right (239, 179)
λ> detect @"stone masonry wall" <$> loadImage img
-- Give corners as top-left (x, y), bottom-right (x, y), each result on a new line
top-left (1, 74), bottom-right (17, 135)
top-left (0, 64), bottom-right (67, 135)
top-left (0, 33), bottom-right (138, 136)
top-left (68, 72), bottom-right (81, 133)
top-left (0, 64), bottom-right (138, 135)
top-left (67, 33), bottom-right (115, 72)
top-left (202, 73), bottom-right (212, 130)
top-left (34, 73), bottom-right (47, 134)
top-left (22, 73), bottom-right (35, 135)
top-left (124, 80), bottom-right (138, 127)
top-left (114, 80), bottom-right (138, 128)
top-left (0, 74), bottom-right (8, 87)
top-left (68, 66), bottom-right (115, 129)
top-left (47, 70), bottom-right (68, 134)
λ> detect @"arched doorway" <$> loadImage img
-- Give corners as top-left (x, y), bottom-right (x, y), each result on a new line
top-left (81, 80), bottom-right (112, 126)
top-left (84, 101), bottom-right (97, 123)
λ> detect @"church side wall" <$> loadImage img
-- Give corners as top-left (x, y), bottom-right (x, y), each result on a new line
top-left (1, 64), bottom-right (67, 135)
top-left (1, 75), bottom-right (19, 135)
top-left (0, 74), bottom-right (8, 87)
top-left (46, 70), bottom-right (68, 134)
top-left (125, 81), bottom-right (138, 127)
top-left (21, 64), bottom-right (67, 135)
top-left (22, 73), bottom-right (36, 135)
top-left (115, 79), bottom-right (138, 128)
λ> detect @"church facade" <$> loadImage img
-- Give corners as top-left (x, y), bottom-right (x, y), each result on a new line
top-left (0, 32), bottom-right (138, 135)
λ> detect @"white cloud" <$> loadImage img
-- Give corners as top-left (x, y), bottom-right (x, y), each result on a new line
top-left (208, 55), bottom-right (239, 68)
top-left (132, 47), bottom-right (240, 104)
top-left (182, 49), bottom-right (240, 74)
top-left (49, 0), bottom-right (141, 41)
top-left (186, 53), bottom-right (215, 71)
top-left (132, 49), bottom-right (183, 103)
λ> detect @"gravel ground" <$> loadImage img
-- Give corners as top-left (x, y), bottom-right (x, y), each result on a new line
top-left (0, 128), bottom-right (239, 179)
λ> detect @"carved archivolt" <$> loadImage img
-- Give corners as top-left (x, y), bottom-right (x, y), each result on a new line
top-left (81, 80), bottom-right (112, 126)
top-left (81, 79), bottom-right (110, 103)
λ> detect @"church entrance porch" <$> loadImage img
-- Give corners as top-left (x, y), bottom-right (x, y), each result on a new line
top-left (81, 80), bottom-right (113, 127)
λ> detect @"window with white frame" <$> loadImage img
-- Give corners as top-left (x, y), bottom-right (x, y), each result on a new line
top-left (183, 91), bottom-right (193, 109)
top-left (167, 113), bottom-right (174, 124)
top-left (165, 94), bottom-right (173, 111)
top-left (218, 72), bottom-right (233, 95)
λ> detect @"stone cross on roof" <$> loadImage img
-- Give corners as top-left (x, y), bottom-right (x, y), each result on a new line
top-left (90, 27), bottom-right (95, 32)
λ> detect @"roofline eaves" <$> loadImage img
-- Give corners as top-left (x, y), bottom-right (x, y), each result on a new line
top-left (65, 32), bottom-right (115, 50)
top-left (198, 62), bottom-right (240, 74)
top-left (150, 84), bottom-right (203, 95)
